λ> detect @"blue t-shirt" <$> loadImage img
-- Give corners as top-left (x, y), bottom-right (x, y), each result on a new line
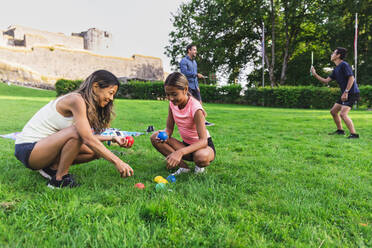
top-left (179, 56), bottom-right (198, 90)
top-left (329, 61), bottom-right (359, 94)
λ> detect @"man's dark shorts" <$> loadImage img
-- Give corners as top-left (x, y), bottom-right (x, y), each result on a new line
top-left (182, 137), bottom-right (216, 161)
top-left (188, 88), bottom-right (201, 101)
top-left (14, 142), bottom-right (37, 170)
top-left (336, 92), bottom-right (360, 108)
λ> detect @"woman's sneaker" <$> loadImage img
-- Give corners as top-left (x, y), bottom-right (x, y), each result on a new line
top-left (39, 167), bottom-right (57, 180)
top-left (171, 167), bottom-right (190, 176)
top-left (194, 166), bottom-right (205, 174)
top-left (47, 174), bottom-right (80, 189)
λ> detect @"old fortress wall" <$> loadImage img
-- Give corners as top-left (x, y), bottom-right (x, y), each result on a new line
top-left (0, 25), bottom-right (164, 88)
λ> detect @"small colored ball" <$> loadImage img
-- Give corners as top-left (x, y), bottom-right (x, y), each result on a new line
top-left (155, 183), bottom-right (166, 191)
top-left (125, 136), bottom-right (134, 147)
top-left (166, 175), bottom-right (176, 183)
top-left (134, 183), bottom-right (145, 189)
top-left (157, 131), bottom-right (168, 141)
top-left (154, 176), bottom-right (168, 184)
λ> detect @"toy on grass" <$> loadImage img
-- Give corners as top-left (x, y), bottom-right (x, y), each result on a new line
top-left (154, 176), bottom-right (168, 184)
top-left (166, 175), bottom-right (176, 183)
top-left (155, 183), bottom-right (166, 191)
top-left (134, 183), bottom-right (145, 189)
top-left (125, 136), bottom-right (134, 147)
top-left (157, 131), bottom-right (168, 141)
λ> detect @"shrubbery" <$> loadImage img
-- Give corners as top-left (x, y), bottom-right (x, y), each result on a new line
top-left (55, 78), bottom-right (372, 109)
top-left (55, 79), bottom-right (82, 96)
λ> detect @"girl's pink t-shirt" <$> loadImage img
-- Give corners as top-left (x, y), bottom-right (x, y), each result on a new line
top-left (169, 96), bottom-right (210, 144)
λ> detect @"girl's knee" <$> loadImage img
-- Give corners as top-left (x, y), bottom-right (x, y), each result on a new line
top-left (194, 153), bottom-right (211, 167)
top-left (150, 134), bottom-right (157, 145)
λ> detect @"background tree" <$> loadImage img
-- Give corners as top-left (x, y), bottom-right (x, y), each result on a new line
top-left (166, 0), bottom-right (372, 86)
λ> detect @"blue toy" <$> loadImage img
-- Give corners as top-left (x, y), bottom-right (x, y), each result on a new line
top-left (166, 175), bottom-right (176, 183)
top-left (157, 131), bottom-right (168, 141)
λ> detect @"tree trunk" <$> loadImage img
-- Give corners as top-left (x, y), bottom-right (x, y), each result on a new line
top-left (268, 0), bottom-right (276, 87)
top-left (280, 14), bottom-right (290, 85)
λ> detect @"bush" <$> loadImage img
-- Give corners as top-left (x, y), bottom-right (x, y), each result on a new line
top-left (200, 84), bottom-right (243, 103)
top-left (54, 78), bottom-right (372, 109)
top-left (55, 79), bottom-right (82, 96)
top-left (244, 86), bottom-right (372, 109)
top-left (244, 86), bottom-right (340, 109)
top-left (117, 81), bottom-right (165, 100)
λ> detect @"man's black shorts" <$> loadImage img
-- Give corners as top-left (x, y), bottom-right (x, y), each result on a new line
top-left (336, 92), bottom-right (360, 108)
top-left (188, 88), bottom-right (201, 101)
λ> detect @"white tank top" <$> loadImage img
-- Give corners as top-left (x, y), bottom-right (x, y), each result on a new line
top-left (15, 94), bottom-right (75, 144)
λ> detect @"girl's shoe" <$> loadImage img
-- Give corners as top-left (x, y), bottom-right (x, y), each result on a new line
top-left (194, 166), bottom-right (205, 174)
top-left (171, 167), bottom-right (190, 176)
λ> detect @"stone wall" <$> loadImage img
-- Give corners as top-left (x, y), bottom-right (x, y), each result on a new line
top-left (0, 32), bottom-right (4, 46)
top-left (3, 25), bottom-right (84, 49)
top-left (0, 45), bottom-right (164, 87)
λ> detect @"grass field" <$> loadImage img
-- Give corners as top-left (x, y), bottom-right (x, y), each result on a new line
top-left (0, 83), bottom-right (371, 247)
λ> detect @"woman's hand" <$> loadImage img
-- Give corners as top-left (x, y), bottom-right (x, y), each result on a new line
top-left (166, 150), bottom-right (183, 168)
top-left (341, 92), bottom-right (348, 102)
top-left (115, 161), bottom-right (134, 177)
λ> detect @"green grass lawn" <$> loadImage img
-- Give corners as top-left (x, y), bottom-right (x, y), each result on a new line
top-left (0, 83), bottom-right (371, 247)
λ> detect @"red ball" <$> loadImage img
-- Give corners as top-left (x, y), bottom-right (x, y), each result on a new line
top-left (134, 183), bottom-right (145, 189)
top-left (125, 136), bottom-right (134, 147)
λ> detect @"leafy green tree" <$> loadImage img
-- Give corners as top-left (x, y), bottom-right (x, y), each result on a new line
top-left (166, 0), bottom-right (372, 86)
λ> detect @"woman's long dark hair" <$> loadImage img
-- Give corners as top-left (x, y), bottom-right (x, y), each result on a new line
top-left (75, 70), bottom-right (120, 133)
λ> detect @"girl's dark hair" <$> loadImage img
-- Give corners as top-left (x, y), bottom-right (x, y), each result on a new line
top-left (75, 70), bottom-right (120, 133)
top-left (336, 47), bottom-right (347, 60)
top-left (164, 72), bottom-right (189, 90)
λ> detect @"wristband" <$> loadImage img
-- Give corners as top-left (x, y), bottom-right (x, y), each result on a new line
top-left (344, 90), bottom-right (349, 93)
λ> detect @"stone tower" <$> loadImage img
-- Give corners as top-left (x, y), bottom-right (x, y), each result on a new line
top-left (73, 28), bottom-right (112, 53)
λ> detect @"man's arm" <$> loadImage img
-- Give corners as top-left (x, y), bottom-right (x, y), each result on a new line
top-left (311, 66), bottom-right (332, 84)
top-left (180, 59), bottom-right (196, 78)
top-left (341, 75), bottom-right (355, 101)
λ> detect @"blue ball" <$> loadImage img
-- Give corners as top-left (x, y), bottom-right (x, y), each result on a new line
top-left (157, 131), bottom-right (168, 141)
top-left (166, 175), bottom-right (176, 183)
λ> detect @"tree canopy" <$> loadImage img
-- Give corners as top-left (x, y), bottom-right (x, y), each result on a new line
top-left (165, 0), bottom-right (372, 86)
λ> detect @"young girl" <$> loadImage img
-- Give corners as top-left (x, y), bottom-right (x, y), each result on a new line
top-left (15, 70), bottom-right (133, 188)
top-left (150, 72), bottom-right (215, 175)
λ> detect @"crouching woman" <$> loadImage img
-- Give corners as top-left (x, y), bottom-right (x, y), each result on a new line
top-left (15, 70), bottom-right (133, 188)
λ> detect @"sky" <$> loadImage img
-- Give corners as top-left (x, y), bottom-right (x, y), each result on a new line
top-left (0, 0), bottom-right (186, 73)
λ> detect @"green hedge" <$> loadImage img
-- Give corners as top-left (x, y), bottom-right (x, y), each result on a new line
top-left (55, 79), bottom-right (82, 96)
top-left (55, 79), bottom-right (372, 109)
top-left (245, 86), bottom-right (372, 109)
top-left (244, 86), bottom-right (340, 109)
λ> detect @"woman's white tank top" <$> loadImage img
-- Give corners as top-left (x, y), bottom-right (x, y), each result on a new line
top-left (15, 94), bottom-right (75, 144)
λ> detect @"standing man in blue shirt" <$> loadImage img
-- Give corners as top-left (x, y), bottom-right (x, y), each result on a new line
top-left (311, 47), bottom-right (360, 139)
top-left (180, 44), bottom-right (214, 126)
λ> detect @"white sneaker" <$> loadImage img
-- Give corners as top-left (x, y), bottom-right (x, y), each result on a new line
top-left (171, 167), bottom-right (190, 176)
top-left (194, 166), bottom-right (205, 174)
